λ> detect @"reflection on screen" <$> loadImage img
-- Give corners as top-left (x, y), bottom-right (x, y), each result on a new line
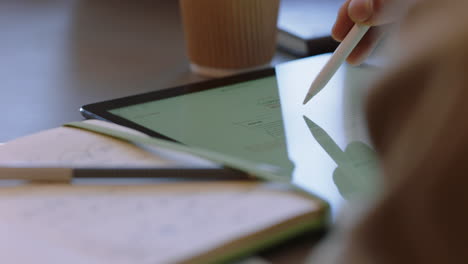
top-left (109, 77), bottom-right (294, 172)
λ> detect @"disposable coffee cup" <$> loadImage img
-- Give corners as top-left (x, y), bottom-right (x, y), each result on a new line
top-left (179, 0), bottom-right (280, 77)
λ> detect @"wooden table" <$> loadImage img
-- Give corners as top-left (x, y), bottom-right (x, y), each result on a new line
top-left (0, 1), bottom-right (327, 263)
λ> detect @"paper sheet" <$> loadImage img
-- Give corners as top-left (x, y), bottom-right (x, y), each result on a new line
top-left (0, 181), bottom-right (319, 264)
top-left (0, 120), bottom-right (215, 168)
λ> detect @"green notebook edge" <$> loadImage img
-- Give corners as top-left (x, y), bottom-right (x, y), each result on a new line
top-left (197, 215), bottom-right (327, 264)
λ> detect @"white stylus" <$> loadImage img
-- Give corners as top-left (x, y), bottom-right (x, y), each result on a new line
top-left (303, 24), bottom-right (370, 105)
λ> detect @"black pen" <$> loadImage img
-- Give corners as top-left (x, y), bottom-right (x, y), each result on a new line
top-left (0, 166), bottom-right (249, 181)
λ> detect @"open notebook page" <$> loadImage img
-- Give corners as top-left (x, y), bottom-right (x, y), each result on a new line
top-left (0, 120), bottom-right (216, 168)
top-left (0, 181), bottom-right (325, 264)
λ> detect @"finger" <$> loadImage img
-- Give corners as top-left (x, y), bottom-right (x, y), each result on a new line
top-left (346, 26), bottom-right (386, 65)
top-left (332, 0), bottom-right (354, 42)
top-left (349, 0), bottom-right (419, 25)
top-left (348, 0), bottom-right (373, 24)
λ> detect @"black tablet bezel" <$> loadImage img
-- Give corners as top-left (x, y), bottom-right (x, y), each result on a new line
top-left (80, 67), bottom-right (277, 142)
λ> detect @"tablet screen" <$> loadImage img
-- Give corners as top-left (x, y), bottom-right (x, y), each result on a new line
top-left (108, 76), bottom-right (294, 171)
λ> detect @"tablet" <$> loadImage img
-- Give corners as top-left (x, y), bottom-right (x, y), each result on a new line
top-left (79, 53), bottom-right (377, 216)
top-left (81, 68), bottom-right (294, 173)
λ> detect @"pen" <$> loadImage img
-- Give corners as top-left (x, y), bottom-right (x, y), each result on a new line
top-left (303, 24), bottom-right (370, 105)
top-left (0, 166), bottom-right (248, 182)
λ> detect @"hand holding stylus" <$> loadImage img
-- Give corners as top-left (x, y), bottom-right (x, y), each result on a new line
top-left (332, 0), bottom-right (417, 65)
top-left (303, 24), bottom-right (370, 105)
top-left (303, 0), bottom-right (418, 105)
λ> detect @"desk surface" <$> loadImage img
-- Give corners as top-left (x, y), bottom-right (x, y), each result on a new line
top-left (0, 1), bottom-right (380, 263)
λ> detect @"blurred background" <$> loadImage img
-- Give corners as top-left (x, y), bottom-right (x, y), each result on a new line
top-left (0, 0), bottom-right (342, 142)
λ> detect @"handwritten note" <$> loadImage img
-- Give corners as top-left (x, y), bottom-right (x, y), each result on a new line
top-left (0, 181), bottom-right (321, 264)
top-left (0, 120), bottom-right (215, 168)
